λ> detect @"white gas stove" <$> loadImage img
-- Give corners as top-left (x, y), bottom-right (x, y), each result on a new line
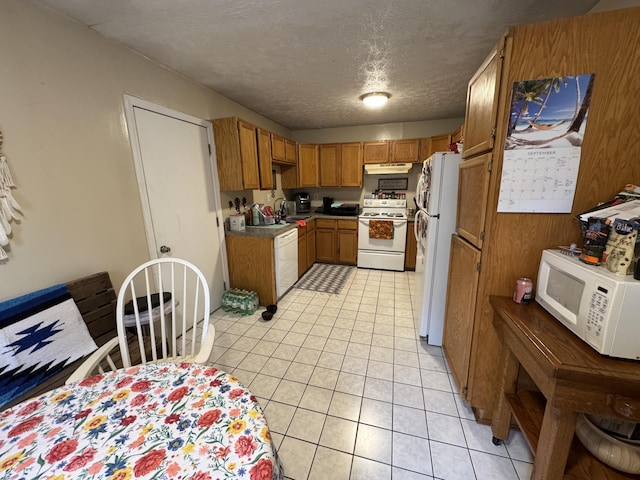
top-left (358, 199), bottom-right (408, 271)
top-left (359, 199), bottom-right (408, 219)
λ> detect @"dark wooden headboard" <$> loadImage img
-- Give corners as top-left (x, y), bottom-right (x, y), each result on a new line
top-left (66, 271), bottom-right (117, 347)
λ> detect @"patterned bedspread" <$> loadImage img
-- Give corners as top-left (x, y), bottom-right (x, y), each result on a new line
top-left (0, 362), bottom-right (283, 479)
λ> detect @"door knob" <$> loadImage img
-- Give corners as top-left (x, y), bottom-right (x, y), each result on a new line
top-left (160, 245), bottom-right (171, 254)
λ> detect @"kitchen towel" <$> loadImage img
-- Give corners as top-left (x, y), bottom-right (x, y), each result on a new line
top-left (369, 220), bottom-right (394, 239)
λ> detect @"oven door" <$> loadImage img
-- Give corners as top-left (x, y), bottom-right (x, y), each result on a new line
top-left (358, 218), bottom-right (407, 252)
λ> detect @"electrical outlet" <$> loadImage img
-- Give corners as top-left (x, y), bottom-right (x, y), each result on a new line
top-left (313, 194), bottom-right (318, 200)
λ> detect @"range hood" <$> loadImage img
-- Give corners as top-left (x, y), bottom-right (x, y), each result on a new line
top-left (364, 163), bottom-right (413, 175)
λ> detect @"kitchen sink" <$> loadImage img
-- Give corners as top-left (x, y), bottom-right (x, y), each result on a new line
top-left (256, 223), bottom-right (288, 229)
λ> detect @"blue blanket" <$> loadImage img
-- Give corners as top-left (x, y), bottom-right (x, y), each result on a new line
top-left (0, 284), bottom-right (98, 408)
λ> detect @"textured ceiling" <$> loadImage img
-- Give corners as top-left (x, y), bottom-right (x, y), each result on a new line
top-left (36, 0), bottom-right (599, 130)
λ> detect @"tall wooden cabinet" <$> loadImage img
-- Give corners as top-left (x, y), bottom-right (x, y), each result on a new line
top-left (442, 8), bottom-right (640, 423)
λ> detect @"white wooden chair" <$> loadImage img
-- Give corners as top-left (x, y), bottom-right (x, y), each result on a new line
top-left (67, 258), bottom-right (215, 382)
top-left (66, 338), bottom-right (120, 384)
top-left (116, 257), bottom-right (215, 367)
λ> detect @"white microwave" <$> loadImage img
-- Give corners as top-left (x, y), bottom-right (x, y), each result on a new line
top-left (536, 249), bottom-right (640, 360)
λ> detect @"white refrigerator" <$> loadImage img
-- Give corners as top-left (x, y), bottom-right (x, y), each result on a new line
top-left (413, 152), bottom-right (462, 345)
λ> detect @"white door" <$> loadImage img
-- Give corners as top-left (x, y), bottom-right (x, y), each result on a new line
top-left (124, 97), bottom-right (227, 310)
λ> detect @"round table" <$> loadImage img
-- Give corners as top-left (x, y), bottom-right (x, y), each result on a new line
top-left (0, 362), bottom-right (282, 479)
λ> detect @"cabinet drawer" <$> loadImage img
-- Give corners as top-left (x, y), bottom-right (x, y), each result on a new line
top-left (337, 219), bottom-right (357, 230)
top-left (306, 219), bottom-right (316, 233)
top-left (316, 219), bottom-right (336, 229)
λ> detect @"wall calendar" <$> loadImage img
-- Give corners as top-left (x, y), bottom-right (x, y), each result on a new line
top-left (497, 73), bottom-right (594, 213)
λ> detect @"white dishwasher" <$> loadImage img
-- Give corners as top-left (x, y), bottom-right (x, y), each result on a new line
top-left (275, 228), bottom-right (298, 298)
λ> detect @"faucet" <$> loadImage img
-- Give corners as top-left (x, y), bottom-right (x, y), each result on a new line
top-left (274, 197), bottom-right (285, 213)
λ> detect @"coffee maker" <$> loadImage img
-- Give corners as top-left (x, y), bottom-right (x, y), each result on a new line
top-left (294, 192), bottom-right (311, 213)
top-left (323, 196), bottom-right (333, 213)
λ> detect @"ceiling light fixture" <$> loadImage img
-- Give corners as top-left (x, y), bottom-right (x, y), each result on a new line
top-left (360, 92), bottom-right (391, 108)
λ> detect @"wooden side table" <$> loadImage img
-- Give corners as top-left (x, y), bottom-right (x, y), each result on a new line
top-left (490, 296), bottom-right (640, 480)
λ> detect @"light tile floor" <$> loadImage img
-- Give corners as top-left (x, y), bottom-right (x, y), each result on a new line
top-left (209, 267), bottom-right (533, 480)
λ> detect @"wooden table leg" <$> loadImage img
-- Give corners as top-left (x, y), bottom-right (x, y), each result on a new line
top-left (531, 404), bottom-right (577, 480)
top-left (491, 342), bottom-right (519, 442)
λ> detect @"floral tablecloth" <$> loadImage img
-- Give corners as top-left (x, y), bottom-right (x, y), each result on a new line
top-left (0, 362), bottom-right (283, 480)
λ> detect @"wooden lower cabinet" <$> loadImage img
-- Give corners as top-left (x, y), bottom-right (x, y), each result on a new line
top-left (315, 219), bottom-right (336, 263)
top-left (442, 234), bottom-right (481, 398)
top-left (337, 220), bottom-right (357, 265)
top-left (405, 221), bottom-right (417, 270)
top-left (298, 227), bottom-right (307, 278)
top-left (306, 220), bottom-right (316, 268)
top-left (314, 218), bottom-right (357, 265)
top-left (225, 235), bottom-right (276, 306)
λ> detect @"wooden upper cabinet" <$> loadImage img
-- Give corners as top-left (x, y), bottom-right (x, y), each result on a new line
top-left (340, 142), bottom-right (363, 187)
top-left (363, 141), bottom-right (390, 164)
top-left (456, 152), bottom-right (492, 249)
top-left (256, 128), bottom-right (273, 190)
top-left (462, 36), bottom-right (506, 159)
top-left (391, 139), bottom-right (421, 163)
top-left (319, 144), bottom-right (340, 187)
top-left (271, 134), bottom-right (286, 163)
top-left (212, 117), bottom-right (260, 191)
top-left (298, 143), bottom-right (319, 187)
top-left (420, 134), bottom-right (452, 161)
top-left (285, 139), bottom-right (297, 165)
top-left (452, 125), bottom-right (464, 144)
top-left (237, 120), bottom-right (261, 190)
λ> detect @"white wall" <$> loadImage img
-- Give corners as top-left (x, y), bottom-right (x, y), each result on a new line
top-left (0, 0), bottom-right (287, 299)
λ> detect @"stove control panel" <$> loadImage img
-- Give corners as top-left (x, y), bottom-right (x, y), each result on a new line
top-left (363, 199), bottom-right (407, 208)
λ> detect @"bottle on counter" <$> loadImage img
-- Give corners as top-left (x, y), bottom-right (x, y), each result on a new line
top-left (252, 206), bottom-right (259, 226)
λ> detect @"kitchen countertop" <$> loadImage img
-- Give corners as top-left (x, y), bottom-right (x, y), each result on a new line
top-left (225, 213), bottom-right (359, 238)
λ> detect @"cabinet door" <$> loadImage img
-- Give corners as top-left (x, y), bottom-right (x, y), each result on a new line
top-left (285, 139), bottom-right (297, 165)
top-left (319, 144), bottom-right (340, 187)
top-left (337, 220), bottom-right (358, 265)
top-left (238, 120), bottom-right (260, 190)
top-left (420, 134), bottom-right (452, 161)
top-left (363, 141), bottom-right (390, 164)
top-left (340, 142), bottom-right (362, 187)
top-left (456, 153), bottom-right (492, 249)
top-left (225, 236), bottom-right (276, 306)
top-left (404, 221), bottom-right (417, 270)
top-left (462, 37), bottom-right (505, 159)
top-left (315, 221), bottom-right (336, 263)
top-left (298, 143), bottom-right (319, 187)
top-left (212, 117), bottom-right (244, 191)
top-left (442, 234), bottom-right (481, 400)
top-left (256, 128), bottom-right (273, 190)
top-left (306, 220), bottom-right (316, 268)
top-left (337, 229), bottom-right (357, 265)
top-left (451, 125), bottom-right (464, 144)
top-left (271, 134), bottom-right (286, 163)
top-left (298, 230), bottom-right (308, 278)
top-left (391, 139), bottom-right (420, 163)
